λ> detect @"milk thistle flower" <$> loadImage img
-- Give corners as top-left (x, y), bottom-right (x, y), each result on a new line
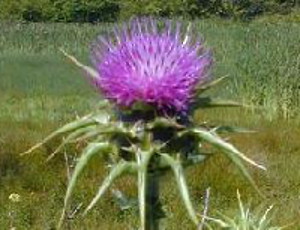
top-left (91, 18), bottom-right (212, 113)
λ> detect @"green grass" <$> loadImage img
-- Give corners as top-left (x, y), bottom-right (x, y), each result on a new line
top-left (0, 19), bottom-right (300, 229)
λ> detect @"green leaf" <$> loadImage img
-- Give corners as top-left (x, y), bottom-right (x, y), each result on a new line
top-left (185, 154), bottom-right (207, 165)
top-left (74, 124), bottom-right (131, 143)
top-left (73, 129), bottom-right (105, 143)
top-left (159, 153), bottom-right (199, 226)
top-left (112, 189), bottom-right (137, 211)
top-left (96, 99), bottom-right (111, 110)
top-left (83, 161), bottom-right (138, 215)
top-left (258, 205), bottom-right (274, 228)
top-left (136, 149), bottom-right (153, 230)
top-left (147, 117), bottom-right (184, 130)
top-left (154, 153), bottom-right (208, 172)
top-left (237, 190), bottom-right (246, 221)
top-left (211, 126), bottom-right (256, 134)
top-left (193, 97), bottom-right (245, 110)
top-left (21, 110), bottom-right (113, 157)
top-left (189, 128), bottom-right (266, 196)
top-left (195, 75), bottom-right (229, 95)
top-left (191, 128), bottom-right (265, 170)
top-left (60, 48), bottom-right (99, 79)
top-left (92, 112), bottom-right (111, 125)
top-left (21, 114), bottom-right (97, 156)
top-left (208, 212), bottom-right (232, 228)
top-left (58, 142), bottom-right (110, 229)
top-left (46, 126), bottom-right (97, 162)
top-left (130, 101), bottom-right (156, 112)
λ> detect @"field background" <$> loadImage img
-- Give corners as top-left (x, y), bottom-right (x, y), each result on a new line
top-left (0, 17), bottom-right (300, 229)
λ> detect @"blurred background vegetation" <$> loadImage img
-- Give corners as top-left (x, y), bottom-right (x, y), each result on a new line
top-left (0, 0), bottom-right (299, 22)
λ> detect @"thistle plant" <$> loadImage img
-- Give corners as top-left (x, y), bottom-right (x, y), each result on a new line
top-left (22, 18), bottom-right (265, 230)
top-left (209, 191), bottom-right (285, 230)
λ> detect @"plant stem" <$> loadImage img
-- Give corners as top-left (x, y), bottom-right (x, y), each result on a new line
top-left (145, 169), bottom-right (161, 230)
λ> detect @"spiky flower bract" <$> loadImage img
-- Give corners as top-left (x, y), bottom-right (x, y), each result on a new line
top-left (91, 18), bottom-right (212, 113)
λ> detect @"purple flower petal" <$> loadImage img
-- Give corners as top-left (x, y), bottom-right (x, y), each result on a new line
top-left (91, 18), bottom-right (212, 112)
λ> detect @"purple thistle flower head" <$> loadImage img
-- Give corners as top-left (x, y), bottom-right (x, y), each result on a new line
top-left (91, 18), bottom-right (212, 113)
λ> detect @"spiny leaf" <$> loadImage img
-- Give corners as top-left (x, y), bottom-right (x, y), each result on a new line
top-left (60, 48), bottom-right (99, 79)
top-left (211, 126), bottom-right (256, 134)
top-left (21, 114), bottom-right (96, 156)
top-left (21, 111), bottom-right (113, 157)
top-left (74, 129), bottom-right (104, 143)
top-left (75, 124), bottom-right (131, 143)
top-left (191, 128), bottom-right (266, 171)
top-left (195, 75), bottom-right (229, 95)
top-left (83, 161), bottom-right (138, 215)
top-left (154, 152), bottom-right (209, 172)
top-left (96, 99), bottom-right (111, 110)
top-left (185, 154), bottom-right (207, 166)
top-left (58, 142), bottom-right (110, 229)
top-left (189, 128), bottom-right (265, 196)
top-left (46, 126), bottom-right (97, 162)
top-left (193, 97), bottom-right (245, 110)
top-left (147, 117), bottom-right (184, 130)
top-left (159, 153), bottom-right (199, 225)
top-left (258, 205), bottom-right (274, 228)
top-left (92, 112), bottom-right (111, 125)
top-left (237, 190), bottom-right (246, 221)
top-left (208, 212), bottom-right (232, 228)
top-left (130, 101), bottom-right (156, 112)
top-left (112, 189), bottom-right (137, 211)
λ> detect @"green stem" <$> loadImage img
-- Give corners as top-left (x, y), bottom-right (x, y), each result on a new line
top-left (138, 155), bottom-right (147, 230)
top-left (145, 170), bottom-right (160, 230)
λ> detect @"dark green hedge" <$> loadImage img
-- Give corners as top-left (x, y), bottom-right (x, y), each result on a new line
top-left (0, 0), bottom-right (297, 22)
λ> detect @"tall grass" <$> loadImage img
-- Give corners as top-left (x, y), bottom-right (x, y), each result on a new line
top-left (195, 21), bottom-right (300, 119)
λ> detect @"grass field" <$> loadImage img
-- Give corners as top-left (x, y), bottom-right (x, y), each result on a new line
top-left (0, 19), bottom-right (300, 229)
